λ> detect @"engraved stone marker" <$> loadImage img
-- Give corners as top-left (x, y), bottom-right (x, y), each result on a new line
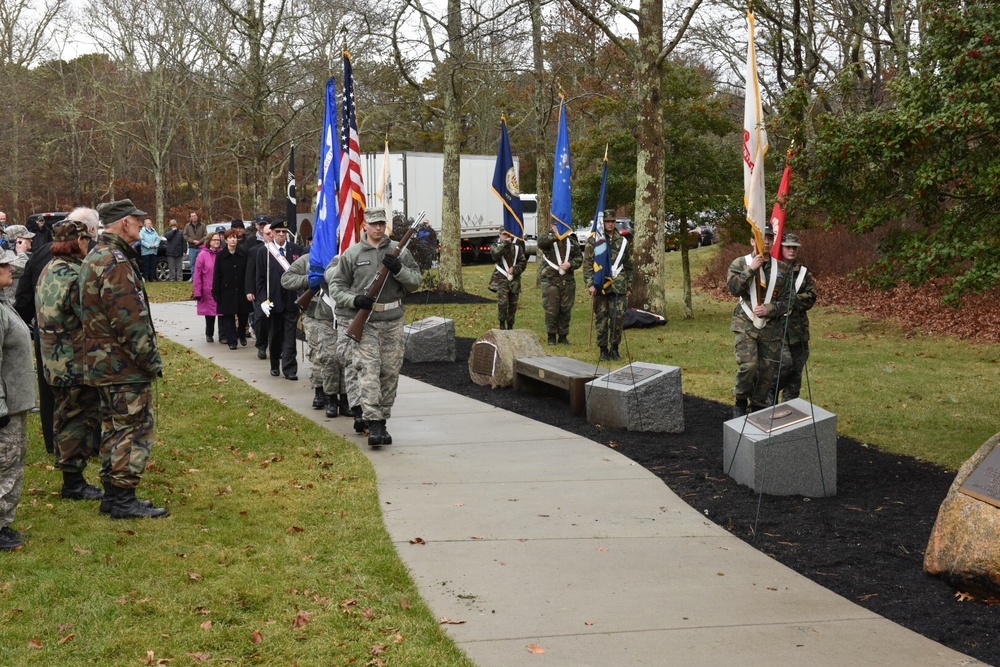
top-left (959, 446), bottom-right (1000, 509)
top-left (403, 316), bottom-right (456, 363)
top-left (470, 341), bottom-right (499, 376)
top-left (585, 362), bottom-right (683, 433)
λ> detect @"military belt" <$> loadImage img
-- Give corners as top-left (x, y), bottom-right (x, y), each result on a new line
top-left (372, 299), bottom-right (401, 312)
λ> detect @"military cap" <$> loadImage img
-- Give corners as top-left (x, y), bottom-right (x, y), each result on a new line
top-left (3, 224), bottom-right (34, 239)
top-left (253, 213), bottom-right (270, 226)
top-left (364, 208), bottom-right (387, 225)
top-left (781, 232), bottom-right (801, 247)
top-left (269, 218), bottom-right (289, 231)
top-left (54, 220), bottom-right (89, 242)
top-left (603, 209), bottom-right (616, 222)
top-left (231, 218), bottom-right (245, 229)
top-left (0, 250), bottom-right (16, 265)
top-left (764, 223), bottom-right (775, 236)
top-left (97, 199), bottom-right (147, 226)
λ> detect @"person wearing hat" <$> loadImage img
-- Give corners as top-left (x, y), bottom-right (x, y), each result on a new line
top-left (36, 219), bottom-right (106, 503)
top-left (537, 215), bottom-right (583, 346)
top-left (79, 199), bottom-right (168, 519)
top-left (327, 207), bottom-right (421, 447)
top-left (583, 208), bottom-right (633, 361)
top-left (254, 218), bottom-right (304, 379)
top-left (775, 232), bottom-right (817, 402)
top-left (0, 248), bottom-right (37, 550)
top-left (488, 228), bottom-right (527, 330)
top-left (0, 225), bottom-right (34, 307)
top-left (726, 223), bottom-right (791, 418)
top-left (183, 211), bottom-right (206, 281)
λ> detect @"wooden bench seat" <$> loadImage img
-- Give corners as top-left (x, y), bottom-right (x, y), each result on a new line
top-left (512, 356), bottom-right (610, 415)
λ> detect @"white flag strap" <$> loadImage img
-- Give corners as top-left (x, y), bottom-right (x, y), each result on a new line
top-left (266, 242), bottom-right (292, 272)
top-left (543, 238), bottom-right (570, 275)
top-left (494, 244), bottom-right (520, 281)
top-left (610, 237), bottom-right (628, 278)
top-left (738, 254), bottom-right (777, 329)
top-left (794, 265), bottom-right (808, 292)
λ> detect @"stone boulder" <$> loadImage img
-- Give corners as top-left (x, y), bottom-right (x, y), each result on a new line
top-left (468, 329), bottom-right (544, 388)
top-left (924, 432), bottom-right (1000, 597)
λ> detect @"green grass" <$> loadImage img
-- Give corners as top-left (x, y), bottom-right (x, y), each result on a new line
top-left (1, 341), bottom-right (475, 666)
top-left (408, 248), bottom-right (999, 471)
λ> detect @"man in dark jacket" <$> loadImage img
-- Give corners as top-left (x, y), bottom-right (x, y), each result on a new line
top-left (254, 219), bottom-right (303, 379)
top-left (163, 219), bottom-right (186, 281)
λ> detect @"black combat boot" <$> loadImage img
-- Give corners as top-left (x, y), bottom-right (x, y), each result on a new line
top-left (379, 420), bottom-right (393, 446)
top-left (110, 487), bottom-right (169, 520)
top-left (325, 395), bottom-right (338, 418)
top-left (599, 346), bottom-right (610, 361)
top-left (338, 394), bottom-right (351, 417)
top-left (733, 399), bottom-right (749, 419)
top-left (498, 321), bottom-right (506, 330)
top-left (100, 482), bottom-right (153, 515)
top-left (547, 334), bottom-right (557, 345)
top-left (61, 471), bottom-right (104, 501)
top-left (312, 386), bottom-right (327, 409)
top-left (507, 319), bottom-right (515, 330)
top-left (558, 335), bottom-right (570, 345)
top-left (0, 526), bottom-right (25, 551)
top-left (367, 420), bottom-right (385, 447)
top-left (610, 345), bottom-right (620, 360)
top-left (352, 406), bottom-right (366, 434)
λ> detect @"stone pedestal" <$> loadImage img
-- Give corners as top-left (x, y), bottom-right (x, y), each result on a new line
top-left (403, 316), bottom-right (455, 363)
top-left (723, 398), bottom-right (837, 497)
top-left (585, 362), bottom-right (684, 433)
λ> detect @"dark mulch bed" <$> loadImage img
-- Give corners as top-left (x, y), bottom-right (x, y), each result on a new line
top-left (402, 336), bottom-right (998, 665)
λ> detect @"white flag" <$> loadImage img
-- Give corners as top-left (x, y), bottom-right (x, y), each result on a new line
top-left (377, 139), bottom-right (393, 235)
top-left (743, 11), bottom-right (768, 251)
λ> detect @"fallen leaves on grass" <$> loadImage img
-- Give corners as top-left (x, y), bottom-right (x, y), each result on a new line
top-left (251, 630), bottom-right (264, 645)
top-left (27, 638), bottom-right (42, 649)
top-left (187, 572), bottom-right (203, 581)
top-left (187, 652), bottom-right (211, 663)
top-left (399, 596), bottom-right (411, 609)
top-left (291, 611), bottom-right (312, 628)
top-left (200, 620), bottom-right (212, 630)
top-left (72, 546), bottom-right (91, 555)
top-left (58, 633), bottom-right (74, 644)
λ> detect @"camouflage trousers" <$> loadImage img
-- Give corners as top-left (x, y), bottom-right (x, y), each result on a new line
top-left (733, 331), bottom-right (783, 409)
top-left (496, 281), bottom-right (520, 326)
top-left (778, 341), bottom-right (809, 402)
top-left (0, 413), bottom-right (28, 528)
top-left (541, 275), bottom-right (576, 336)
top-left (305, 316), bottom-right (343, 395)
top-left (53, 384), bottom-right (101, 473)
top-left (98, 383), bottom-right (155, 489)
top-left (336, 321), bottom-right (360, 409)
top-left (593, 292), bottom-right (627, 347)
top-left (339, 317), bottom-right (405, 421)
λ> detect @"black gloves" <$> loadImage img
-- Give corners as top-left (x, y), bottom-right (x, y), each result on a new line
top-left (382, 254), bottom-right (402, 275)
top-left (354, 294), bottom-right (374, 310)
top-left (0, 415), bottom-right (9, 429)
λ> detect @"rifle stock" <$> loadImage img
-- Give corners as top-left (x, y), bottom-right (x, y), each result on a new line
top-left (294, 287), bottom-right (316, 310)
top-left (345, 211), bottom-right (426, 342)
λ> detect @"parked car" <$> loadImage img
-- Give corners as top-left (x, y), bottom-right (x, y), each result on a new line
top-left (664, 220), bottom-right (701, 251)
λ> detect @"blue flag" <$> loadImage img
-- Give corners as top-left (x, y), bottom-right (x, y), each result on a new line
top-left (491, 118), bottom-right (524, 238)
top-left (311, 77), bottom-right (342, 287)
top-left (589, 151), bottom-right (612, 293)
top-left (550, 97), bottom-right (573, 239)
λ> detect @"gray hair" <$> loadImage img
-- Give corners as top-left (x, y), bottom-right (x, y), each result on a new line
top-left (66, 207), bottom-right (100, 237)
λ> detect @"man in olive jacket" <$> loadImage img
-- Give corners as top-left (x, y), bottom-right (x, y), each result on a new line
top-left (80, 199), bottom-right (168, 519)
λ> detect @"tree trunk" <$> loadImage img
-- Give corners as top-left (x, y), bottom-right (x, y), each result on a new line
top-left (680, 215), bottom-right (693, 318)
top-left (437, 0), bottom-right (465, 292)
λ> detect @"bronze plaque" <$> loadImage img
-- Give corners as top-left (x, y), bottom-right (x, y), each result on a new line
top-left (959, 446), bottom-right (1000, 509)
top-left (471, 341), bottom-right (498, 376)
top-left (746, 404), bottom-right (812, 433)
top-left (603, 367), bottom-right (660, 386)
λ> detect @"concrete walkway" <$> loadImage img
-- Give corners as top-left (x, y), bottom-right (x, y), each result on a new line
top-left (154, 300), bottom-right (981, 667)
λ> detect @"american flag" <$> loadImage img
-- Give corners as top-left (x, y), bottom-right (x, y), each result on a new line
top-left (338, 51), bottom-right (365, 252)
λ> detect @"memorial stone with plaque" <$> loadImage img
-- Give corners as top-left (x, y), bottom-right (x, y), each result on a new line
top-left (723, 398), bottom-right (837, 497)
top-left (585, 362), bottom-right (684, 433)
top-left (403, 316), bottom-right (455, 363)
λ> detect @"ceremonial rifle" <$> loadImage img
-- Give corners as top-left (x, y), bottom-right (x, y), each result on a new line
top-left (345, 211), bottom-right (426, 343)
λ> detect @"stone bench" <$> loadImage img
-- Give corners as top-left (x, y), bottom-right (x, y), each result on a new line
top-left (585, 362), bottom-right (684, 433)
top-left (512, 356), bottom-right (610, 415)
top-left (403, 316), bottom-right (455, 363)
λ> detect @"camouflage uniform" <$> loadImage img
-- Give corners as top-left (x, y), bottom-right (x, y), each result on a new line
top-left (281, 254), bottom-right (344, 396)
top-left (327, 235), bottom-right (420, 424)
top-left (80, 232), bottom-right (163, 489)
top-left (779, 259), bottom-right (817, 401)
top-left (583, 228), bottom-right (632, 350)
top-left (489, 236), bottom-right (527, 329)
top-left (537, 230), bottom-right (583, 341)
top-left (727, 253), bottom-right (790, 412)
top-left (0, 295), bottom-right (36, 533)
top-left (36, 256), bottom-right (101, 473)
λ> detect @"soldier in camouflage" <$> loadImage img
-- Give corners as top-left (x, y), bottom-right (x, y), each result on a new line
top-left (327, 209), bottom-right (421, 447)
top-left (776, 233), bottom-right (817, 402)
top-left (489, 231), bottom-right (527, 330)
top-left (35, 217), bottom-right (105, 503)
top-left (583, 209), bottom-right (632, 361)
top-left (537, 222), bottom-right (583, 345)
top-left (727, 224), bottom-right (790, 417)
top-left (0, 250), bottom-right (37, 551)
top-left (80, 200), bottom-right (168, 519)
top-left (281, 252), bottom-right (349, 418)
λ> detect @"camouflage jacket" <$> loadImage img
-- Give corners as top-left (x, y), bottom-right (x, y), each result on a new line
top-left (537, 230), bottom-right (583, 282)
top-left (783, 261), bottom-right (817, 345)
top-left (326, 235), bottom-right (421, 323)
top-left (488, 237), bottom-right (527, 293)
top-left (582, 229), bottom-right (632, 295)
top-left (727, 254), bottom-right (790, 340)
top-left (36, 256), bottom-right (88, 386)
top-left (79, 232), bottom-right (162, 385)
top-left (280, 252), bottom-right (335, 321)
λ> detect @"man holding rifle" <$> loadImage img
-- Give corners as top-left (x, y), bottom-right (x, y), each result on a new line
top-left (327, 209), bottom-right (421, 447)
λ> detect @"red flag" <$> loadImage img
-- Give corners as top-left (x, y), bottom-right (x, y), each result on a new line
top-left (770, 159), bottom-right (792, 260)
top-left (337, 51), bottom-right (365, 253)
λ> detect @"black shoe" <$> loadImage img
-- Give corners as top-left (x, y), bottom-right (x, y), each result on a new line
top-left (206, 335), bottom-right (214, 343)
top-left (0, 526), bottom-right (24, 551)
top-left (379, 420), bottom-right (393, 446)
top-left (599, 346), bottom-right (610, 361)
top-left (100, 483), bottom-right (152, 515)
top-left (0, 525), bottom-right (28, 542)
top-left (558, 335), bottom-right (570, 345)
top-left (498, 322), bottom-right (506, 330)
top-left (229, 343), bottom-right (238, 350)
top-left (239, 337), bottom-right (247, 347)
top-left (257, 349), bottom-right (267, 359)
top-left (109, 487), bottom-right (169, 520)
top-left (610, 345), bottom-right (620, 360)
top-left (733, 399), bottom-right (749, 419)
top-left (285, 374), bottom-right (298, 381)
top-left (368, 420), bottom-right (385, 447)
top-left (547, 334), bottom-right (557, 346)
top-left (352, 406), bottom-right (366, 434)
top-left (338, 394), bottom-right (351, 417)
top-left (325, 396), bottom-right (338, 418)
top-left (507, 320), bottom-right (515, 329)
top-left (61, 472), bottom-right (104, 501)
top-left (220, 338), bottom-right (228, 345)
top-left (270, 369), bottom-right (280, 376)
top-left (312, 387), bottom-right (327, 409)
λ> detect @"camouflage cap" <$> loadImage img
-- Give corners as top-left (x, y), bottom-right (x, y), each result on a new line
top-left (0, 250), bottom-right (16, 265)
top-left (3, 224), bottom-right (34, 239)
top-left (364, 208), bottom-right (387, 225)
top-left (97, 199), bottom-right (147, 226)
top-left (54, 220), bottom-right (89, 242)
top-left (781, 232), bottom-right (801, 247)
top-left (603, 209), bottom-right (616, 222)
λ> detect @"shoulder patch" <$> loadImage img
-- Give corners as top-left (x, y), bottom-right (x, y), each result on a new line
top-left (356, 259), bottom-right (371, 267)
top-left (111, 249), bottom-right (128, 263)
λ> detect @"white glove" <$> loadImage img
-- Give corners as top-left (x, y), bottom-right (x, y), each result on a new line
top-left (260, 300), bottom-right (273, 317)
